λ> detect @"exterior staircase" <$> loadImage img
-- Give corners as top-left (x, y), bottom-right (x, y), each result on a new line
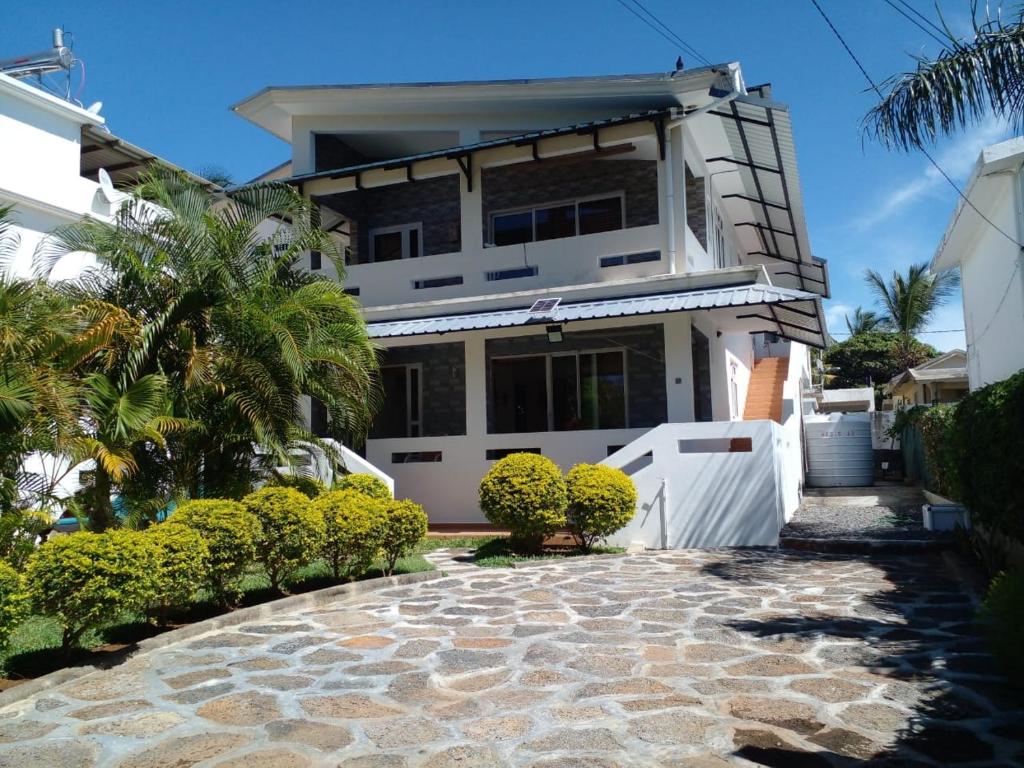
top-left (743, 356), bottom-right (789, 423)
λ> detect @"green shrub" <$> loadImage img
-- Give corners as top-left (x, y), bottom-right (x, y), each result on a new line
top-left (242, 486), bottom-right (325, 591)
top-left (380, 499), bottom-right (429, 575)
top-left (917, 404), bottom-right (960, 499)
top-left (0, 561), bottom-right (27, 651)
top-left (980, 568), bottom-right (1024, 685)
top-left (145, 523), bottom-right (210, 624)
top-left (265, 471), bottom-right (327, 498)
top-left (24, 530), bottom-right (158, 652)
top-left (334, 473), bottom-right (392, 501)
top-left (565, 463), bottom-right (637, 552)
top-left (953, 369), bottom-right (1024, 544)
top-left (312, 489), bottom-right (386, 579)
top-left (0, 508), bottom-right (52, 569)
top-left (478, 453), bottom-right (567, 552)
top-left (169, 499), bottom-right (260, 606)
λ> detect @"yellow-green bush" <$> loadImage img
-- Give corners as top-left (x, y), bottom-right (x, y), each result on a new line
top-left (0, 561), bottom-right (27, 651)
top-left (312, 489), bottom-right (386, 579)
top-left (24, 530), bottom-right (159, 652)
top-left (334, 473), bottom-right (392, 501)
top-left (265, 472), bottom-right (327, 499)
top-left (145, 523), bottom-right (210, 624)
top-left (380, 499), bottom-right (428, 575)
top-left (242, 486), bottom-right (325, 591)
top-left (169, 499), bottom-right (260, 606)
top-left (478, 453), bottom-right (567, 551)
top-left (565, 463), bottom-right (637, 552)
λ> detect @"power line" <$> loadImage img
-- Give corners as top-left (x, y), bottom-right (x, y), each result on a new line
top-left (882, 0), bottom-right (948, 46)
top-left (830, 328), bottom-right (965, 337)
top-left (612, 0), bottom-right (711, 67)
top-left (893, 0), bottom-right (949, 41)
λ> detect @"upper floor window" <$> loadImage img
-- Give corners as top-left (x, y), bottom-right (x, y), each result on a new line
top-left (369, 223), bottom-right (422, 262)
top-left (490, 193), bottom-right (624, 247)
top-left (711, 207), bottom-right (727, 269)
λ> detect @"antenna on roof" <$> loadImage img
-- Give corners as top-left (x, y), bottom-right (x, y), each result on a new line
top-left (97, 168), bottom-right (118, 204)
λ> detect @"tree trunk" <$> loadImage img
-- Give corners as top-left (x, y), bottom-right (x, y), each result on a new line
top-left (91, 466), bottom-right (114, 532)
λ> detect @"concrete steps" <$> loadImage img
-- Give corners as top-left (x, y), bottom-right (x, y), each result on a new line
top-left (743, 357), bottom-right (788, 423)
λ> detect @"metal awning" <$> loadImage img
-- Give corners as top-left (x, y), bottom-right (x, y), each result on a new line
top-left (367, 282), bottom-right (827, 347)
top-left (80, 124), bottom-right (217, 190)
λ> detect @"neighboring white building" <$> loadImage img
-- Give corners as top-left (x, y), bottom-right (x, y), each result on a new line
top-left (232, 64), bottom-right (831, 547)
top-left (932, 137), bottom-right (1024, 390)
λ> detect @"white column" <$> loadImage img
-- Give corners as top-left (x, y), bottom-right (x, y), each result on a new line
top-left (464, 334), bottom-right (487, 439)
top-left (663, 314), bottom-right (694, 422)
top-left (459, 162), bottom-right (483, 253)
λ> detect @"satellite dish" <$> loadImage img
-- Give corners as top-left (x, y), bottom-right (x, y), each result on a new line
top-left (97, 168), bottom-right (118, 204)
top-left (86, 101), bottom-right (103, 115)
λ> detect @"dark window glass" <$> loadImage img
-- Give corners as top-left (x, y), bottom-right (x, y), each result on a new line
top-left (692, 328), bottom-right (713, 422)
top-left (373, 231), bottom-right (404, 262)
top-left (595, 352), bottom-right (626, 429)
top-left (492, 211), bottom-right (533, 246)
top-left (373, 367), bottom-right (409, 438)
top-left (310, 397), bottom-right (329, 436)
top-left (552, 355), bottom-right (581, 430)
top-left (579, 197), bottom-right (623, 235)
top-left (491, 357), bottom-right (547, 433)
top-left (535, 204), bottom-right (576, 241)
top-left (310, 251), bottom-right (322, 270)
top-left (409, 367), bottom-right (420, 437)
top-left (408, 227), bottom-right (420, 258)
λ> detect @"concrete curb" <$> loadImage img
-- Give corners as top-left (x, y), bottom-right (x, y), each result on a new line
top-left (780, 536), bottom-right (953, 555)
top-left (0, 569), bottom-right (442, 708)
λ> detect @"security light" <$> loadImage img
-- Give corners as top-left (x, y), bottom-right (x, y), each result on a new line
top-left (546, 324), bottom-right (563, 344)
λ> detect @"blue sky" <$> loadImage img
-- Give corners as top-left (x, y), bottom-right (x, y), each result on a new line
top-left (4, 0), bottom-right (1009, 351)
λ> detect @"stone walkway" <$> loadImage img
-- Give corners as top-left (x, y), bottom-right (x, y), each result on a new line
top-left (0, 550), bottom-right (1020, 767)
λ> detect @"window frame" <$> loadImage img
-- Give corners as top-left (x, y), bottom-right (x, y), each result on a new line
top-left (488, 191), bottom-right (626, 246)
top-left (378, 362), bottom-right (424, 438)
top-left (368, 222), bottom-right (424, 262)
top-left (489, 348), bottom-right (629, 433)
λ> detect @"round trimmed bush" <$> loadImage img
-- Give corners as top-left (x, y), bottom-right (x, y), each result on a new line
top-left (25, 530), bottom-right (159, 652)
top-left (312, 489), bottom-right (387, 579)
top-left (0, 561), bottom-right (28, 651)
top-left (478, 453), bottom-right (567, 552)
top-left (565, 463), bottom-right (637, 551)
top-left (266, 472), bottom-right (327, 499)
top-left (380, 499), bottom-right (429, 575)
top-left (145, 523), bottom-right (210, 624)
top-left (242, 486), bottom-right (325, 591)
top-left (169, 499), bottom-right (260, 606)
top-left (334, 473), bottom-right (392, 501)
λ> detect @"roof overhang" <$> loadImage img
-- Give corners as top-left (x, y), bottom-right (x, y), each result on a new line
top-left (0, 72), bottom-right (104, 127)
top-left (80, 124), bottom-right (217, 190)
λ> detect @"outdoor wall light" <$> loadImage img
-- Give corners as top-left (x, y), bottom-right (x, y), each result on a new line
top-left (546, 324), bottom-right (564, 343)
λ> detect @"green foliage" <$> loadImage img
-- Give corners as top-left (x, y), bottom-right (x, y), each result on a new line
top-left (824, 332), bottom-right (937, 389)
top-left (952, 369), bottom-right (1024, 543)
top-left (144, 523), bottom-right (210, 624)
top-left (265, 471), bottom-right (327, 498)
top-left (845, 306), bottom-right (885, 336)
top-left (565, 463), bottom-right (637, 552)
top-left (312, 490), bottom-right (387, 579)
top-left (864, 264), bottom-right (959, 361)
top-left (169, 499), bottom-right (260, 605)
top-left (917, 404), bottom-right (960, 500)
top-left (24, 530), bottom-right (158, 651)
top-left (242, 486), bottom-right (325, 591)
top-left (334, 473), bottom-right (391, 501)
top-left (0, 560), bottom-right (27, 651)
top-left (0, 508), bottom-right (52, 569)
top-left (380, 499), bottom-right (428, 575)
top-left (478, 453), bottom-right (567, 552)
top-left (980, 569), bottom-right (1024, 685)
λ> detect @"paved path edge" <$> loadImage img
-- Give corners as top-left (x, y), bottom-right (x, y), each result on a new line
top-left (0, 568), bottom-right (444, 708)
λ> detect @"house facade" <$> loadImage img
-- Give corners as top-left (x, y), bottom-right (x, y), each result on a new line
top-left (234, 64), bottom-right (830, 546)
top-left (885, 349), bottom-right (969, 408)
top-left (932, 137), bottom-right (1024, 390)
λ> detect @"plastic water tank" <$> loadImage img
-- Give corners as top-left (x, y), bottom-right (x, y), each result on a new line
top-left (804, 412), bottom-right (874, 487)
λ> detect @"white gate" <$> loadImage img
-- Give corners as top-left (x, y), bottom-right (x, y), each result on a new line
top-left (804, 413), bottom-right (873, 487)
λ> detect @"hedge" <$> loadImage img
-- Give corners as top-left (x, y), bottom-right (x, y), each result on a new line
top-left (0, 561), bottom-right (27, 651)
top-left (334, 473), bottom-right (392, 501)
top-left (980, 568), bottom-right (1024, 685)
top-left (916, 404), bottom-right (960, 500)
top-left (312, 489), bottom-right (387, 579)
top-left (479, 453), bottom-right (567, 552)
top-left (145, 523), bottom-right (210, 624)
top-left (243, 486), bottom-right (325, 592)
top-left (565, 463), bottom-right (637, 552)
top-left (380, 499), bottom-right (428, 575)
top-left (265, 472), bottom-right (327, 498)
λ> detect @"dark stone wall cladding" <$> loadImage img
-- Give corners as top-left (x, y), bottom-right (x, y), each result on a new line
top-left (480, 158), bottom-right (659, 240)
top-left (484, 324), bottom-right (667, 432)
top-left (320, 176), bottom-right (462, 261)
top-left (378, 342), bottom-right (466, 436)
top-left (685, 164), bottom-right (707, 250)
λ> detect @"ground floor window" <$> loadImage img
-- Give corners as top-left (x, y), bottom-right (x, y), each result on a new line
top-left (373, 364), bottom-right (422, 438)
top-left (692, 327), bottom-right (713, 422)
top-left (491, 350), bottom-right (627, 433)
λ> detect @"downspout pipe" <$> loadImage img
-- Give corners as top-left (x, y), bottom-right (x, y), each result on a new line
top-left (662, 65), bottom-right (745, 275)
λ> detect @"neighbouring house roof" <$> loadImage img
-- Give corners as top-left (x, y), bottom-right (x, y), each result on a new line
top-left (80, 124), bottom-right (217, 190)
top-left (932, 136), bottom-right (1024, 272)
top-left (365, 281), bottom-right (826, 347)
top-left (887, 350), bottom-right (970, 390)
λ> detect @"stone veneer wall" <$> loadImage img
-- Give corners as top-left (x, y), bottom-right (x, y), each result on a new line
top-left (685, 164), bottom-right (707, 250)
top-left (484, 324), bottom-right (666, 433)
top-left (480, 158), bottom-right (659, 241)
top-left (371, 342), bottom-right (466, 438)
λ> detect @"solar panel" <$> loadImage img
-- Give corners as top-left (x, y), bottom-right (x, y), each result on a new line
top-left (528, 297), bottom-right (561, 315)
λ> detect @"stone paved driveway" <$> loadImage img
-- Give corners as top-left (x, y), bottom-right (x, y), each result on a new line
top-left (0, 550), bottom-right (1020, 767)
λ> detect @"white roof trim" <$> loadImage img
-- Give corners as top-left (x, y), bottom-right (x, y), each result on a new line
top-left (0, 72), bottom-right (104, 126)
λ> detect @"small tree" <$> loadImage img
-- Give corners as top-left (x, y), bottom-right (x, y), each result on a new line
top-left (146, 523), bottom-right (210, 625)
top-left (824, 332), bottom-right (937, 389)
top-left (334, 473), bottom-right (392, 501)
top-left (380, 499), bottom-right (428, 576)
top-left (312, 489), bottom-right (387, 580)
top-left (169, 500), bottom-right (260, 606)
top-left (478, 453), bottom-right (567, 553)
top-left (242, 486), bottom-right (325, 592)
top-left (565, 463), bottom-right (637, 552)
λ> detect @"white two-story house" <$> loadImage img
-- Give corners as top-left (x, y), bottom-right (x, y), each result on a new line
top-left (233, 63), bottom-right (830, 548)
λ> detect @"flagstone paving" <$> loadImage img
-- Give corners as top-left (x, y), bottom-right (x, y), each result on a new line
top-left (0, 550), bottom-right (1021, 767)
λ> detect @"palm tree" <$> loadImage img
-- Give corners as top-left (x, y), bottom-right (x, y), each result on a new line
top-left (865, 5), bottom-right (1024, 150)
top-left (844, 307), bottom-right (885, 336)
top-left (864, 262), bottom-right (959, 366)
